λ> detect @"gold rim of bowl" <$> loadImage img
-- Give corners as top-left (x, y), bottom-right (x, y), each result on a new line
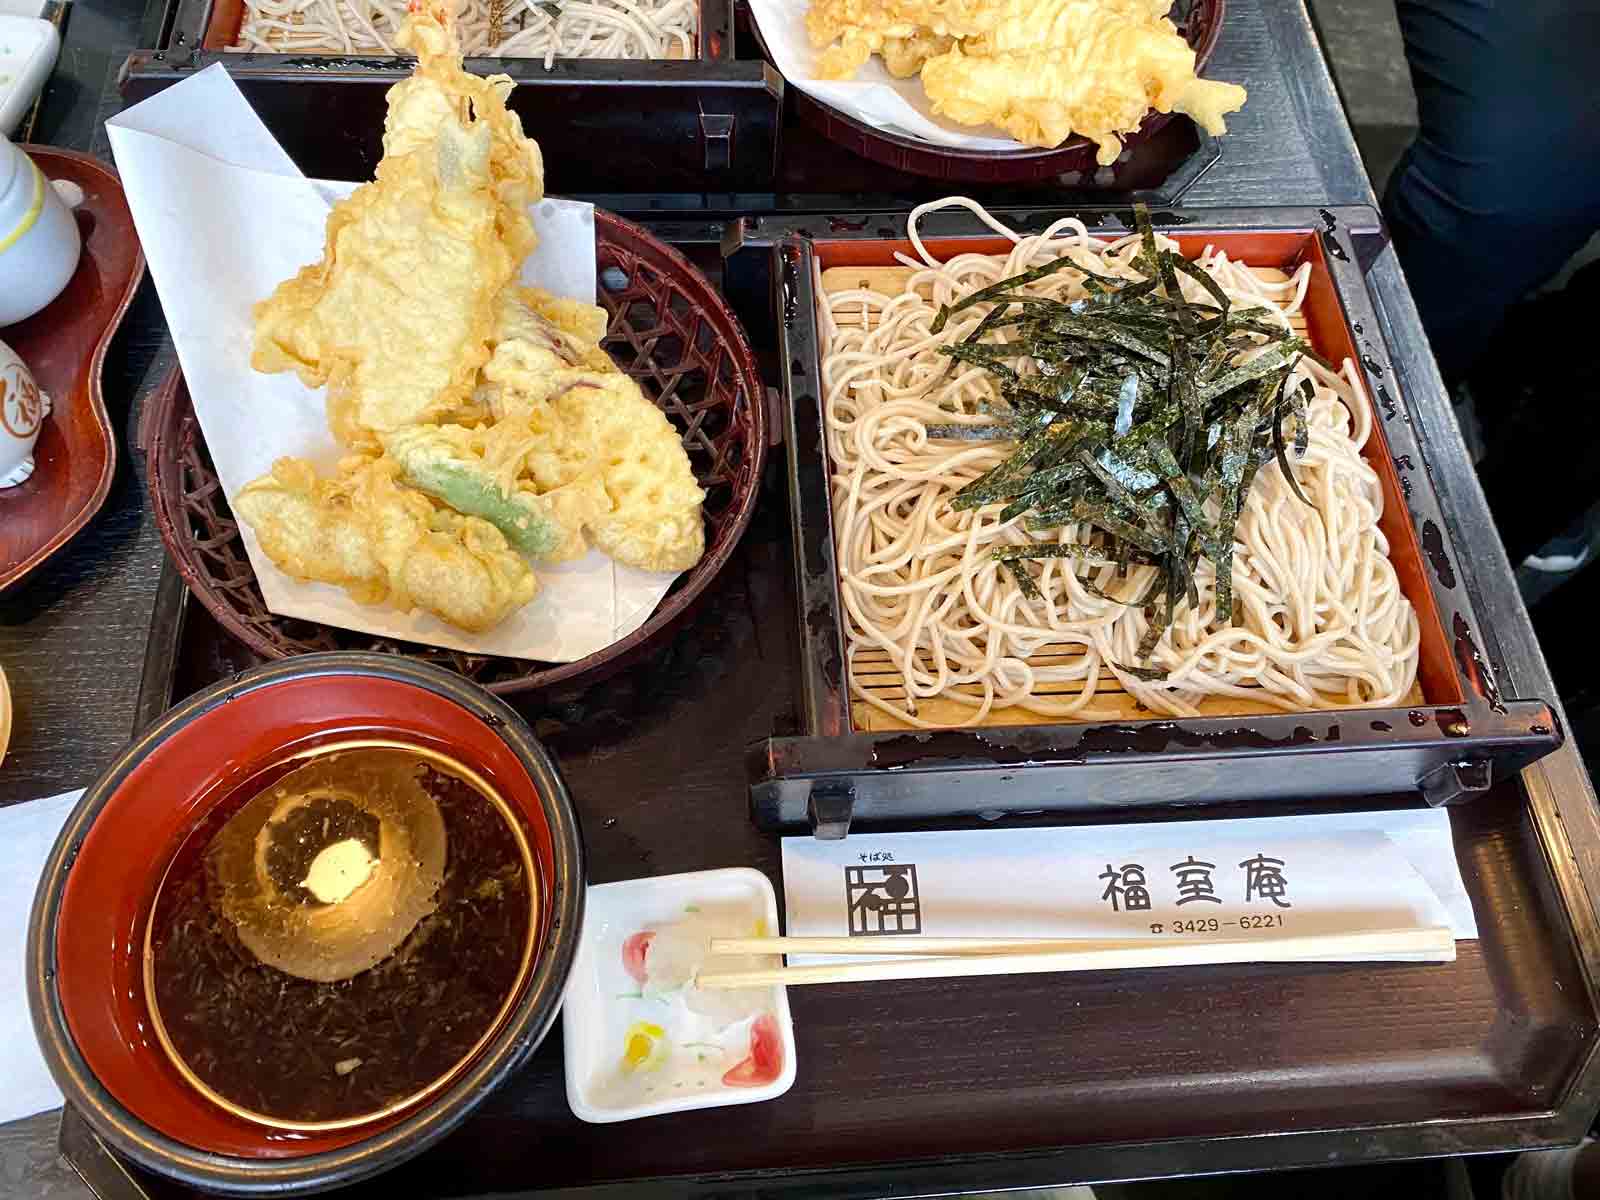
top-left (140, 737), bottom-right (539, 1134)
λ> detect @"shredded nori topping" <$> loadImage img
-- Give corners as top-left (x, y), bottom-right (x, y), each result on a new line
top-left (937, 204), bottom-right (1315, 678)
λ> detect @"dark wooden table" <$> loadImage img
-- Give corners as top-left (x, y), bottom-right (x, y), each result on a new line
top-left (5, 2), bottom-right (1600, 1198)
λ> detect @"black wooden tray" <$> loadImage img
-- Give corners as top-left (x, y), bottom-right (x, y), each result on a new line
top-left (68, 218), bottom-right (1600, 1200)
top-left (121, 0), bottom-right (783, 194)
top-left (742, 206), bottom-right (1562, 834)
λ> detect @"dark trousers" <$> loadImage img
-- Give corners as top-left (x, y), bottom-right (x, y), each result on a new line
top-left (1384, 0), bottom-right (1600, 383)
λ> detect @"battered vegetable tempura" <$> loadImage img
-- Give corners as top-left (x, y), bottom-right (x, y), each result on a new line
top-left (251, 1), bottom-right (544, 445)
top-left (443, 283), bottom-right (706, 573)
top-left (380, 365), bottom-right (706, 575)
top-left (380, 423), bottom-right (612, 563)
top-left (235, 457), bottom-right (538, 632)
top-left (493, 373), bottom-right (707, 574)
top-left (236, 3), bottom-right (706, 635)
top-left (807, 0), bottom-right (1247, 163)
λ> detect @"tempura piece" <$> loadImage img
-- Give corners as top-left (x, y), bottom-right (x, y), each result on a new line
top-left (383, 6), bottom-right (544, 268)
top-left (806, 0), bottom-right (1247, 161)
top-left (461, 282), bottom-right (706, 573)
top-left (921, 3), bottom-right (1247, 163)
top-left (233, 458), bottom-right (389, 606)
top-left (251, 2), bottom-right (544, 446)
top-left (521, 287), bottom-right (613, 353)
top-left (381, 423), bottom-right (613, 562)
top-left (807, 0), bottom-right (1004, 76)
top-left (881, 31), bottom-right (954, 77)
top-left (395, 506), bottom-right (539, 632)
top-left (235, 456), bottom-right (538, 632)
top-left (490, 286), bottom-right (615, 382)
top-left (496, 374), bottom-right (707, 573)
top-left (456, 286), bottom-right (618, 424)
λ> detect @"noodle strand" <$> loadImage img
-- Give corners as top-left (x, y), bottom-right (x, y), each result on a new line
top-left (232, 0), bottom-right (697, 60)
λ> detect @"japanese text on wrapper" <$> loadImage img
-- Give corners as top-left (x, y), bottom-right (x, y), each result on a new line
top-left (1098, 853), bottom-right (1293, 931)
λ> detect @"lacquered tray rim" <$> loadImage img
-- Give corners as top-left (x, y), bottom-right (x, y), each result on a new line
top-left (0, 147), bottom-right (146, 592)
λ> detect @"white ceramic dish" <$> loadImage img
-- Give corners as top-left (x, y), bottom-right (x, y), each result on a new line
top-left (0, 16), bottom-right (58, 137)
top-left (563, 868), bottom-right (797, 1124)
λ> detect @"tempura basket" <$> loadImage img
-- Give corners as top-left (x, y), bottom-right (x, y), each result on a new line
top-left (141, 210), bottom-right (767, 697)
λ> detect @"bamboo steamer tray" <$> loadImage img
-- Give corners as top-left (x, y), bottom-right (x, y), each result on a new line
top-left (745, 206), bottom-right (1562, 834)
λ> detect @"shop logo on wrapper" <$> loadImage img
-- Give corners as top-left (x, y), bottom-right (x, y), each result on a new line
top-left (1, 368), bottom-right (44, 439)
top-left (845, 864), bottom-right (921, 936)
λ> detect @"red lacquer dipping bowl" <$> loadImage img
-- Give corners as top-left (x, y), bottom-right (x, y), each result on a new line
top-left (26, 653), bottom-right (585, 1195)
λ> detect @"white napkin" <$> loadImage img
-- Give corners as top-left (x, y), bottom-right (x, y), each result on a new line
top-left (783, 809), bottom-right (1476, 966)
top-left (747, 0), bottom-right (1023, 150)
top-left (0, 789), bottom-right (80, 1125)
top-left (105, 65), bottom-right (681, 662)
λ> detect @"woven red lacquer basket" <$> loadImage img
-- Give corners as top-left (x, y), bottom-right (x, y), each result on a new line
top-left (142, 210), bottom-right (767, 695)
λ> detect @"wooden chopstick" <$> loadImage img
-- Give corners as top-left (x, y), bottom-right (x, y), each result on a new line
top-left (710, 936), bottom-right (1168, 957)
top-left (695, 926), bottom-right (1456, 990)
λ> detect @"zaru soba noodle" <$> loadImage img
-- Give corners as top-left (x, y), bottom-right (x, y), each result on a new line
top-left (232, 0), bottom-right (697, 62)
top-left (822, 198), bottom-right (1420, 728)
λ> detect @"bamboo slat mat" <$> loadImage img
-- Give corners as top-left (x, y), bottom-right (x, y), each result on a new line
top-left (819, 264), bottom-right (1420, 732)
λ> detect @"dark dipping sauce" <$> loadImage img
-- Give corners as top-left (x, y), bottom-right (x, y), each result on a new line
top-left (147, 751), bottom-right (533, 1125)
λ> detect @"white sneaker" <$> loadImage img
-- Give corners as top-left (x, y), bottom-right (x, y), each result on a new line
top-left (1523, 546), bottom-right (1592, 573)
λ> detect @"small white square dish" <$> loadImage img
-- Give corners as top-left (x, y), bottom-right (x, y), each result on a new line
top-left (0, 16), bottom-right (59, 137)
top-left (562, 867), bottom-right (797, 1123)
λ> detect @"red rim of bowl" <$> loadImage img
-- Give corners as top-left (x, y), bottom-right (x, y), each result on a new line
top-left (27, 653), bottom-right (585, 1196)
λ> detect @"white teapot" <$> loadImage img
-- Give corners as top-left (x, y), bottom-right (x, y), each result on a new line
top-left (0, 135), bottom-right (82, 327)
top-left (0, 338), bottom-right (50, 488)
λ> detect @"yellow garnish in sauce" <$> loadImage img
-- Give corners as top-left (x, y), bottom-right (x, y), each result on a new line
top-left (621, 1021), bottom-right (668, 1072)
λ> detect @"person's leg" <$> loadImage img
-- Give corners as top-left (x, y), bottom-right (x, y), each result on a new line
top-left (1384, 0), bottom-right (1600, 382)
top-left (1469, 261), bottom-right (1600, 564)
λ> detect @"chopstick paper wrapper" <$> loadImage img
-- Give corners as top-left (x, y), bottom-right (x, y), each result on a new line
top-left (779, 809), bottom-right (1476, 979)
top-left (105, 65), bottom-right (683, 662)
top-left (1, 789), bottom-right (82, 1124)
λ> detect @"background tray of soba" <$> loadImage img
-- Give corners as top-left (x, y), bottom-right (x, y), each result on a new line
top-left (97, 214), bottom-right (1600, 1200)
top-left (116, 0), bottom-right (1221, 208)
top-left (746, 206), bottom-right (1562, 834)
top-left (119, 0), bottom-right (783, 194)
